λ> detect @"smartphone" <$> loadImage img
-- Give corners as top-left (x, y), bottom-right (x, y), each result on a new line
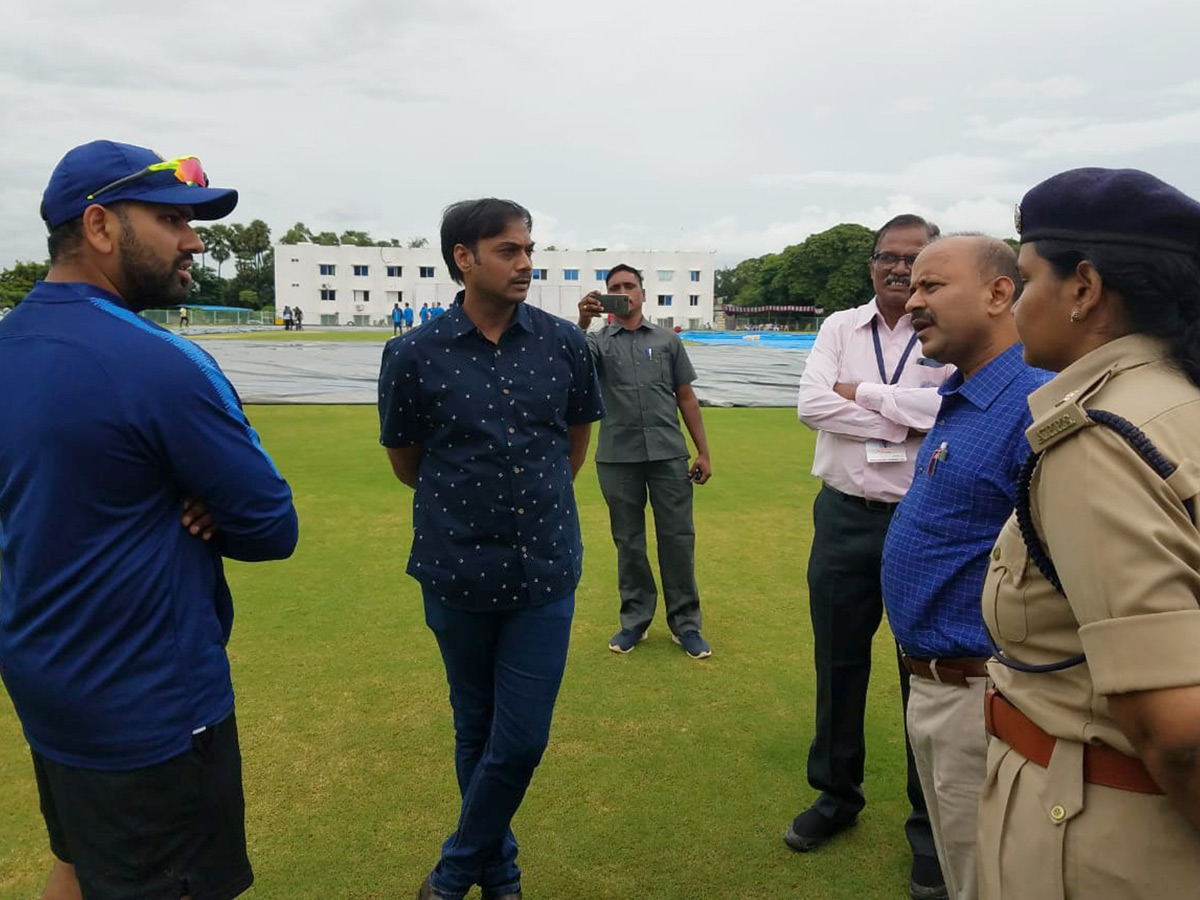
top-left (689, 467), bottom-right (704, 483)
top-left (596, 293), bottom-right (631, 317)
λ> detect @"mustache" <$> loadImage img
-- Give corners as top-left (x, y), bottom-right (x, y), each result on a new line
top-left (910, 311), bottom-right (936, 328)
top-left (884, 274), bottom-right (910, 286)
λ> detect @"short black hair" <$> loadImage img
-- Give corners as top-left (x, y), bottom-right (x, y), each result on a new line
top-left (440, 198), bottom-right (532, 284)
top-left (1034, 239), bottom-right (1200, 387)
top-left (874, 214), bottom-right (940, 252)
top-left (47, 216), bottom-right (84, 263)
top-left (605, 263), bottom-right (643, 288)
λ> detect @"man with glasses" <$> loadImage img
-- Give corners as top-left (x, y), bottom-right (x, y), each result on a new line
top-left (0, 140), bottom-right (298, 900)
top-left (789, 215), bottom-right (951, 900)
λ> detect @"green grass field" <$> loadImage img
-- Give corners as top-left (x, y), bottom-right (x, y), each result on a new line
top-left (0, 407), bottom-right (915, 900)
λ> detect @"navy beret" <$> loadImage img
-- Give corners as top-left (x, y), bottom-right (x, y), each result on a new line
top-left (1016, 167), bottom-right (1200, 256)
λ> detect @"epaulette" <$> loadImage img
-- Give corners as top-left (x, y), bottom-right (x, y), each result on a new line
top-left (1026, 395), bottom-right (1090, 453)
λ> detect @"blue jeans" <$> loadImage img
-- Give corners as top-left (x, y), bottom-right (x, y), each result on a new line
top-left (423, 590), bottom-right (574, 899)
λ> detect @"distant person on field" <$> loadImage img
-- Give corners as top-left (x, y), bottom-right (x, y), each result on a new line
top-left (293, 306), bottom-right (303, 330)
top-left (577, 265), bottom-right (715, 659)
top-left (179, 304), bottom-right (189, 329)
top-left (0, 139), bottom-right (298, 900)
top-left (282, 304), bottom-right (293, 330)
top-left (379, 198), bottom-right (603, 900)
top-left (420, 301), bottom-right (430, 326)
top-left (392, 302), bottom-right (403, 335)
top-left (404, 302), bottom-right (414, 332)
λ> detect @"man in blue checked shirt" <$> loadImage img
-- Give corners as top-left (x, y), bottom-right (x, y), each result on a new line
top-left (881, 235), bottom-right (1050, 900)
top-left (0, 140), bottom-right (298, 900)
top-left (378, 198), bottom-right (604, 900)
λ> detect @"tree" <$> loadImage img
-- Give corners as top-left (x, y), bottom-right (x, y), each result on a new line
top-left (407, 236), bottom-right (429, 248)
top-left (244, 219), bottom-right (272, 267)
top-left (280, 222), bottom-right (313, 244)
top-left (194, 226), bottom-right (211, 269)
top-left (313, 232), bottom-right (340, 246)
top-left (206, 224), bottom-right (232, 277)
top-left (0, 259), bottom-right (50, 306)
top-left (339, 230), bottom-right (375, 247)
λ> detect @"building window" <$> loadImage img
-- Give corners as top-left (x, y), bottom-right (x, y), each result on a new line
top-left (353, 265), bottom-right (369, 276)
top-left (689, 295), bottom-right (700, 306)
top-left (563, 269), bottom-right (579, 281)
top-left (594, 269), bottom-right (609, 281)
top-left (320, 314), bottom-right (339, 326)
top-left (354, 290), bottom-right (370, 303)
top-left (420, 266), bottom-right (435, 278)
top-left (290, 257), bottom-right (300, 263)
top-left (658, 295), bottom-right (673, 306)
top-left (320, 288), bottom-right (337, 301)
top-left (690, 270), bottom-right (701, 282)
top-left (531, 268), bottom-right (549, 280)
top-left (658, 269), bottom-right (674, 281)
top-left (319, 263), bottom-right (336, 276)
top-left (386, 265), bottom-right (402, 277)
top-left (386, 291), bottom-right (403, 304)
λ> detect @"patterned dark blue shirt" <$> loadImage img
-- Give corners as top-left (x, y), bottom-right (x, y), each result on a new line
top-left (378, 294), bottom-right (605, 611)
top-left (882, 343), bottom-right (1051, 658)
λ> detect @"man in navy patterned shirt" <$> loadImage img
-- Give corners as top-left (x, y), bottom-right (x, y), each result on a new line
top-left (881, 235), bottom-right (1050, 900)
top-left (378, 198), bottom-right (604, 900)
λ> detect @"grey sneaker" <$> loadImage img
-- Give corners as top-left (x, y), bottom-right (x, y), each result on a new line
top-left (608, 628), bottom-right (646, 653)
top-left (672, 630), bottom-right (712, 659)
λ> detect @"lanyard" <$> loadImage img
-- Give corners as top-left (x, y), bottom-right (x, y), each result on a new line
top-left (872, 319), bottom-right (919, 385)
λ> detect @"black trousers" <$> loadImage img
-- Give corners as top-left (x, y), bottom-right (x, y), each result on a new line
top-left (805, 484), bottom-right (936, 861)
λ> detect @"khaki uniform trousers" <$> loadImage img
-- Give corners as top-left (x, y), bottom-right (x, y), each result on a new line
top-left (907, 676), bottom-right (988, 900)
top-left (978, 736), bottom-right (1200, 898)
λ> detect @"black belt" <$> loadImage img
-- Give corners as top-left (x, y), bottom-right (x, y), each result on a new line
top-left (824, 484), bottom-right (898, 512)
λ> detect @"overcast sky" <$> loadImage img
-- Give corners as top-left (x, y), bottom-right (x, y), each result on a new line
top-left (3, 0), bottom-right (1199, 267)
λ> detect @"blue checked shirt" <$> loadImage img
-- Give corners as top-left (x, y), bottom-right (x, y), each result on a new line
top-left (882, 343), bottom-right (1051, 658)
top-left (378, 293), bottom-right (605, 611)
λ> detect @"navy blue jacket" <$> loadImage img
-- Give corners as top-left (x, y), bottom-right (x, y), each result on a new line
top-left (0, 282), bottom-right (297, 769)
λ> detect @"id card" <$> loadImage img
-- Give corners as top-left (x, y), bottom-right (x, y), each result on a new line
top-left (865, 440), bottom-right (908, 464)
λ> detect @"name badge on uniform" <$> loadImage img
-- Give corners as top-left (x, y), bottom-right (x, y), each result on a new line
top-left (865, 440), bottom-right (908, 464)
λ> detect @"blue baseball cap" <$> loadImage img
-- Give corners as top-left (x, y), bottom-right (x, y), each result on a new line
top-left (1016, 167), bottom-right (1200, 257)
top-left (40, 140), bottom-right (238, 229)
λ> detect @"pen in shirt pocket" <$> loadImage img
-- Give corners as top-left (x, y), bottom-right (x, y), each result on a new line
top-left (646, 347), bottom-right (652, 359)
top-left (927, 441), bottom-right (948, 475)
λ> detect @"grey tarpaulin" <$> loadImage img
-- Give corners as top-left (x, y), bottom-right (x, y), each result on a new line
top-left (198, 340), bottom-right (811, 408)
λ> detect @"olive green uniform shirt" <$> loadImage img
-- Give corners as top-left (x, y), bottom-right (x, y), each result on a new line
top-left (979, 334), bottom-right (1200, 899)
top-left (586, 320), bottom-right (697, 464)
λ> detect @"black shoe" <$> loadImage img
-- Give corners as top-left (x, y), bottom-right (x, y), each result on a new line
top-left (909, 855), bottom-right (948, 900)
top-left (416, 876), bottom-right (452, 900)
top-left (783, 807), bottom-right (857, 852)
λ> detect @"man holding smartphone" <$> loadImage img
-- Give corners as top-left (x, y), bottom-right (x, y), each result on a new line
top-left (578, 265), bottom-right (713, 659)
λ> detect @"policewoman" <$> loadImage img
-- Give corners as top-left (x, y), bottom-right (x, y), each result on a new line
top-left (979, 168), bottom-right (1200, 898)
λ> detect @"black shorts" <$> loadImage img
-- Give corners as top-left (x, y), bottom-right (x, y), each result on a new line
top-left (32, 711), bottom-right (253, 900)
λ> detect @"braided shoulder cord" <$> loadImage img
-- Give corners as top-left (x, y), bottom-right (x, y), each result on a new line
top-left (994, 409), bottom-right (1186, 674)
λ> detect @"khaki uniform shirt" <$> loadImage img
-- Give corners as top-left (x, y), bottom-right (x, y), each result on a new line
top-left (979, 334), bottom-right (1200, 899)
top-left (586, 320), bottom-right (697, 464)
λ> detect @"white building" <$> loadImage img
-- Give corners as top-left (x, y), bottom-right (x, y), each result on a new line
top-left (273, 244), bottom-right (717, 329)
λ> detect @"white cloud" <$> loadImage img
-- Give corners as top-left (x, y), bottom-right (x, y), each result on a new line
top-left (1023, 108), bottom-right (1200, 157)
top-left (755, 155), bottom-right (1024, 201)
top-left (969, 76), bottom-right (1092, 101)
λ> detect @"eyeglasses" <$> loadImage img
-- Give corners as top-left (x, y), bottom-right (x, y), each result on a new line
top-left (871, 252), bottom-right (919, 267)
top-left (86, 156), bottom-right (208, 201)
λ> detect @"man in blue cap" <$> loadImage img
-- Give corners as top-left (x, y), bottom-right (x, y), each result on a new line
top-left (0, 141), bottom-right (298, 900)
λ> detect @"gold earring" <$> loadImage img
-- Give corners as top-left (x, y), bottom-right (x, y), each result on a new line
top-left (1070, 308), bottom-right (1084, 323)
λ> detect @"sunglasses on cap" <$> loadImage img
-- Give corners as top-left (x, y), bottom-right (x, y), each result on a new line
top-left (86, 156), bottom-right (208, 201)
